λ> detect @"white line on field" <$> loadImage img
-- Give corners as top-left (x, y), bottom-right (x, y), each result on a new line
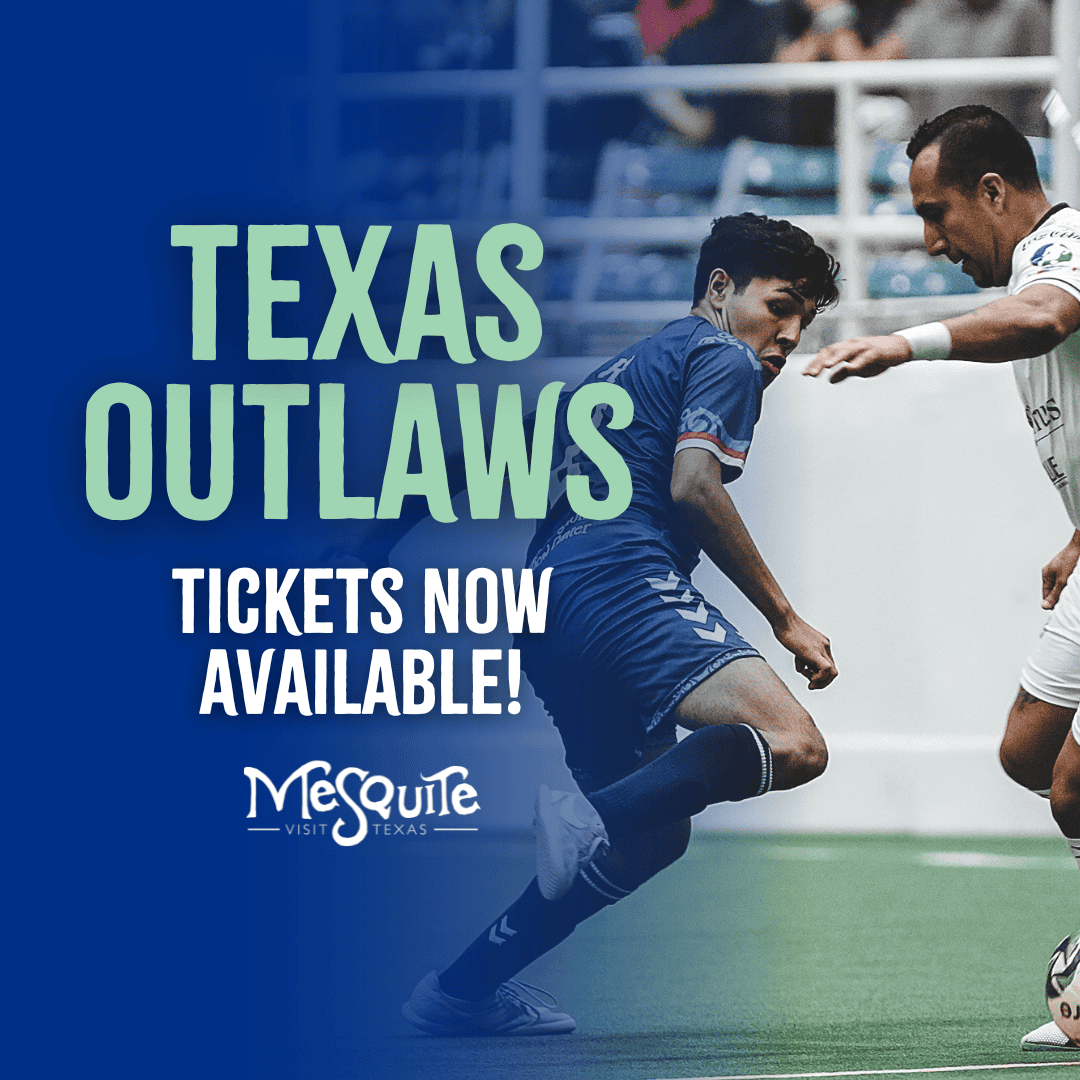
top-left (653, 1061), bottom-right (1080, 1080)
top-left (758, 846), bottom-right (1073, 871)
top-left (920, 853), bottom-right (1073, 870)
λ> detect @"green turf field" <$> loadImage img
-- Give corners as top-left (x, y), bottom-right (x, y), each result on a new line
top-left (311, 832), bottom-right (1080, 1080)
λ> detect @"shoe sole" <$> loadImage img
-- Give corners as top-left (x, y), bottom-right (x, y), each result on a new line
top-left (1021, 1021), bottom-right (1080, 1051)
top-left (402, 1001), bottom-right (460, 1035)
top-left (402, 1001), bottom-right (575, 1036)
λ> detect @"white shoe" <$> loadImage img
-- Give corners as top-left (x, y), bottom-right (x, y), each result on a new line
top-left (402, 971), bottom-right (576, 1036)
top-left (1021, 1020), bottom-right (1080, 1051)
top-left (534, 784), bottom-right (609, 901)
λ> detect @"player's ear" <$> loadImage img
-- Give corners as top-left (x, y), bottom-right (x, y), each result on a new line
top-left (707, 268), bottom-right (731, 306)
top-left (979, 172), bottom-right (1007, 212)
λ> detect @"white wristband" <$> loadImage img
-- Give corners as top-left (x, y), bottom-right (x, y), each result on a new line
top-left (892, 322), bottom-right (952, 361)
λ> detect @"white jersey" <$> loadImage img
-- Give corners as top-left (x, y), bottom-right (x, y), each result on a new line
top-left (1010, 204), bottom-right (1080, 530)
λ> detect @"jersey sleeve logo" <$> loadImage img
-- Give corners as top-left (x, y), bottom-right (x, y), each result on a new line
top-left (596, 354), bottom-right (634, 383)
top-left (677, 405), bottom-right (749, 466)
top-left (1031, 242), bottom-right (1075, 269)
top-left (697, 333), bottom-right (755, 361)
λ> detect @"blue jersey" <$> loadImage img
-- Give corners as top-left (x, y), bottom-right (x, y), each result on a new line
top-left (528, 316), bottom-right (765, 577)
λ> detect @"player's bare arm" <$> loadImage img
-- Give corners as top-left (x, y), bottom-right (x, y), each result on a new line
top-left (670, 446), bottom-right (837, 689)
top-left (1043, 530), bottom-right (1080, 610)
top-left (804, 287), bottom-right (1080, 383)
top-left (942, 287), bottom-right (1080, 361)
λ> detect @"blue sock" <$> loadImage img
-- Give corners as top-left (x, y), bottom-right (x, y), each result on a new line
top-left (588, 724), bottom-right (772, 840)
top-left (437, 862), bottom-right (633, 1001)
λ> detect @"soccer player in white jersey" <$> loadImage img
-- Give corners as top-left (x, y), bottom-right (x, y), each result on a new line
top-left (804, 105), bottom-right (1080, 1051)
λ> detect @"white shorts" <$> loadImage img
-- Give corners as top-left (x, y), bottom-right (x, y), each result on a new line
top-left (1021, 569), bottom-right (1080, 715)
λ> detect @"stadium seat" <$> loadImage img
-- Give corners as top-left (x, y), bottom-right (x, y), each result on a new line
top-left (869, 141), bottom-right (910, 191)
top-left (724, 193), bottom-right (838, 217)
top-left (595, 252), bottom-right (696, 301)
top-left (870, 195), bottom-right (915, 215)
top-left (341, 145), bottom-right (518, 219)
top-left (593, 142), bottom-right (728, 218)
top-left (869, 136), bottom-right (1052, 194)
top-left (542, 254), bottom-right (578, 301)
top-left (556, 132), bottom-right (1052, 309)
top-left (727, 140), bottom-right (837, 192)
top-left (717, 139), bottom-right (838, 216)
top-left (867, 254), bottom-right (979, 299)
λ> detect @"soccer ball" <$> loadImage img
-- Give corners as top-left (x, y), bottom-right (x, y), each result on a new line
top-left (1046, 932), bottom-right (1080, 1038)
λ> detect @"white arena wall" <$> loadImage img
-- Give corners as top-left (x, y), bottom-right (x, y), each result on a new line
top-left (696, 355), bottom-right (1072, 836)
top-left (393, 353), bottom-right (1072, 838)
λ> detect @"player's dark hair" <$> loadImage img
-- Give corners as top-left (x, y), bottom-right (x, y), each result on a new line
top-left (693, 213), bottom-right (840, 310)
top-left (906, 105), bottom-right (1042, 193)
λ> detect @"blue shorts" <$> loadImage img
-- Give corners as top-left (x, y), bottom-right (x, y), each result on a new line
top-left (518, 561), bottom-right (761, 793)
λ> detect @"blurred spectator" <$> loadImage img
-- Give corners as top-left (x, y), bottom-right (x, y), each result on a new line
top-left (632, 0), bottom-right (916, 147)
top-left (776, 0), bottom-right (907, 64)
top-left (632, 0), bottom-right (791, 145)
top-left (775, 0), bottom-right (911, 143)
top-left (815, 0), bottom-right (1053, 135)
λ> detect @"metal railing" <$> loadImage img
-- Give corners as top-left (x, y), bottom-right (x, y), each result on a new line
top-left (306, 0), bottom-right (1080, 338)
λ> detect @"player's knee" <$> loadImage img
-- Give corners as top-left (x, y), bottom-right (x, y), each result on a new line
top-left (1051, 785), bottom-right (1080, 838)
top-left (999, 717), bottom-right (1055, 793)
top-left (792, 728), bottom-right (829, 786)
top-left (769, 721), bottom-right (828, 790)
top-left (999, 732), bottom-right (1038, 790)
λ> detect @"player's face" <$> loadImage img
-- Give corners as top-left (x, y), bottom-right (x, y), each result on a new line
top-left (910, 143), bottom-right (1008, 288)
top-left (720, 275), bottom-right (817, 386)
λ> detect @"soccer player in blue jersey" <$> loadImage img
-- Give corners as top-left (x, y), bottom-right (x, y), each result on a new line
top-left (402, 213), bottom-right (842, 1035)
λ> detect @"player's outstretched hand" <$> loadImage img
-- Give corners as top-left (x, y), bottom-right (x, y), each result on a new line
top-left (1042, 534), bottom-right (1080, 609)
top-left (803, 334), bottom-right (912, 383)
top-left (774, 614), bottom-right (837, 690)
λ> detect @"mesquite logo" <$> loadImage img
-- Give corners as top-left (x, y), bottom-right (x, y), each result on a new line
top-left (245, 761), bottom-right (479, 846)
